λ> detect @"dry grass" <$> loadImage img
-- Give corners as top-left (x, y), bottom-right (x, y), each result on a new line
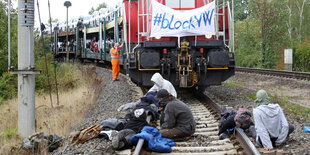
top-left (0, 65), bottom-right (101, 154)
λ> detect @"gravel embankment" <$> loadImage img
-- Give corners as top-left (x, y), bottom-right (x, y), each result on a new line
top-left (53, 67), bottom-right (142, 154)
top-left (205, 72), bottom-right (310, 154)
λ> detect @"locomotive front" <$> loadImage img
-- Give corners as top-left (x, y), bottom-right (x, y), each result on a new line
top-left (123, 0), bottom-right (235, 90)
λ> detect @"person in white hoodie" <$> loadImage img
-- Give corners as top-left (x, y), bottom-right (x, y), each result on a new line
top-left (148, 73), bottom-right (177, 98)
top-left (118, 73), bottom-right (176, 111)
top-left (251, 90), bottom-right (294, 151)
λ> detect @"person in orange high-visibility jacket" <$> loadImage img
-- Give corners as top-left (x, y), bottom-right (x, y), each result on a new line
top-left (110, 42), bottom-right (123, 81)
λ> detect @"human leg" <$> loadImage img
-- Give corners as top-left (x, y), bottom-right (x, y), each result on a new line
top-left (112, 61), bottom-right (117, 81)
top-left (288, 124), bottom-right (294, 136)
top-left (116, 61), bottom-right (120, 80)
top-left (160, 128), bottom-right (188, 140)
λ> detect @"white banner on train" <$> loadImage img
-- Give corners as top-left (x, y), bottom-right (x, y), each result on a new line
top-left (150, 0), bottom-right (215, 37)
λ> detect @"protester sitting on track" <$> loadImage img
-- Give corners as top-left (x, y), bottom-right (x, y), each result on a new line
top-left (148, 73), bottom-right (177, 98)
top-left (157, 89), bottom-right (195, 140)
top-left (250, 89), bottom-right (294, 151)
top-left (118, 91), bottom-right (158, 112)
top-left (218, 106), bottom-right (253, 140)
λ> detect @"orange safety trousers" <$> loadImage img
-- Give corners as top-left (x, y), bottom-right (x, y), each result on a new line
top-left (112, 59), bottom-right (120, 80)
top-left (111, 47), bottom-right (120, 81)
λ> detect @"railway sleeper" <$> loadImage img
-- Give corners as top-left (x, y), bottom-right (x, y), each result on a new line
top-left (175, 138), bottom-right (231, 146)
top-left (170, 143), bottom-right (235, 152)
top-left (150, 149), bottom-right (238, 155)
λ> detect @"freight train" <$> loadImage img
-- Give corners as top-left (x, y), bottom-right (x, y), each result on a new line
top-left (51, 0), bottom-right (235, 90)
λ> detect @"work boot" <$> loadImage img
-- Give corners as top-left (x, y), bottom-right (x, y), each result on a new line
top-left (112, 129), bottom-right (135, 150)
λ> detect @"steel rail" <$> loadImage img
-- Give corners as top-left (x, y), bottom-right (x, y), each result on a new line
top-left (131, 88), bottom-right (260, 155)
top-left (236, 67), bottom-right (310, 81)
top-left (133, 115), bottom-right (151, 155)
top-left (194, 90), bottom-right (260, 155)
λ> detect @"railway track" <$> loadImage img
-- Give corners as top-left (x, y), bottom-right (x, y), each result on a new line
top-left (236, 67), bottom-right (310, 81)
top-left (117, 89), bottom-right (260, 155)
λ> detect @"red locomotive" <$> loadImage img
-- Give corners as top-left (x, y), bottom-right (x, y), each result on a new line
top-left (123, 0), bottom-right (235, 90)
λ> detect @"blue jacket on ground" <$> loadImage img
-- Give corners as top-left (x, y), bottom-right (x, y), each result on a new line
top-left (131, 126), bottom-right (176, 153)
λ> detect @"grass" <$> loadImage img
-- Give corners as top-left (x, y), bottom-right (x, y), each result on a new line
top-left (241, 92), bottom-right (310, 121)
top-left (241, 93), bottom-right (257, 100)
top-left (224, 81), bottom-right (246, 88)
top-left (223, 81), bottom-right (310, 121)
top-left (270, 95), bottom-right (310, 121)
top-left (0, 64), bottom-right (102, 153)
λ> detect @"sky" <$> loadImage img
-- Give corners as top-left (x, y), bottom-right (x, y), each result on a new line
top-left (10, 0), bottom-right (121, 28)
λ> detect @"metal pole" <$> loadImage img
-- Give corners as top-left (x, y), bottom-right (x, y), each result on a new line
top-left (103, 19), bottom-right (107, 60)
top-left (18, 0), bottom-right (36, 138)
top-left (99, 22), bottom-right (102, 60)
top-left (37, 0), bottom-right (53, 108)
top-left (66, 7), bottom-right (69, 62)
top-left (8, 0), bottom-right (11, 70)
top-left (128, 0), bottom-right (131, 53)
top-left (232, 0), bottom-right (234, 53)
top-left (48, 0), bottom-right (52, 35)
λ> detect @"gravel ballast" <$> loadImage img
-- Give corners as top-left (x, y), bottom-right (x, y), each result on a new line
top-left (205, 71), bottom-right (310, 154)
top-left (53, 66), bottom-right (142, 154)
top-left (53, 68), bottom-right (309, 154)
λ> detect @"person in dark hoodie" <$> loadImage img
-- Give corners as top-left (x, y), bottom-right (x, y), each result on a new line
top-left (157, 89), bottom-right (195, 140)
top-left (250, 89), bottom-right (294, 151)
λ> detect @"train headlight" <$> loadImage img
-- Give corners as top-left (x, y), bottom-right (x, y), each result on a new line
top-left (205, 34), bottom-right (212, 39)
top-left (155, 36), bottom-right (161, 40)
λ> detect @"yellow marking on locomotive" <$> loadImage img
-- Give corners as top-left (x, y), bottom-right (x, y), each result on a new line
top-left (207, 67), bottom-right (229, 70)
top-left (191, 71), bottom-right (198, 87)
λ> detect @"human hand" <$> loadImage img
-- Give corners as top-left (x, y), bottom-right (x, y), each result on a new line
top-left (117, 105), bottom-right (125, 112)
top-left (264, 147), bottom-right (272, 151)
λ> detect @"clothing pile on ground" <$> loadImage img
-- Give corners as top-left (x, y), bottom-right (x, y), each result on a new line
top-left (68, 73), bottom-right (196, 153)
top-left (19, 132), bottom-right (62, 154)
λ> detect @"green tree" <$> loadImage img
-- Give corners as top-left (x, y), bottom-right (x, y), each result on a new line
top-left (88, 7), bottom-right (95, 15)
top-left (234, 0), bottom-right (251, 21)
top-left (246, 0), bottom-right (289, 68)
top-left (88, 2), bottom-right (107, 15)
top-left (48, 18), bottom-right (59, 24)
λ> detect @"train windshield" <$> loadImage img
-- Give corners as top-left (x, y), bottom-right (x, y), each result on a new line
top-left (166, 0), bottom-right (195, 9)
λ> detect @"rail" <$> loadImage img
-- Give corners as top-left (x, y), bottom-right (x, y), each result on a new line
top-left (194, 90), bottom-right (260, 155)
top-left (236, 67), bottom-right (310, 81)
top-left (131, 89), bottom-right (260, 155)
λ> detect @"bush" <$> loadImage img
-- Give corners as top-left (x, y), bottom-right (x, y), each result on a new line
top-left (0, 73), bottom-right (17, 102)
top-left (294, 38), bottom-right (310, 72)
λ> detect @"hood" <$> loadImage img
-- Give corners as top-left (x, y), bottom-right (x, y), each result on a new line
top-left (256, 104), bottom-right (281, 117)
top-left (255, 89), bottom-right (270, 106)
top-left (151, 73), bottom-right (164, 88)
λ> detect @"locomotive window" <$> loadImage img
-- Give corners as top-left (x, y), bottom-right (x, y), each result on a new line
top-left (166, 0), bottom-right (195, 9)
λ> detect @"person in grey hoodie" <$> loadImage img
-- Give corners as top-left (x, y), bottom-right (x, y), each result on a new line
top-left (157, 89), bottom-right (195, 140)
top-left (251, 89), bottom-right (294, 151)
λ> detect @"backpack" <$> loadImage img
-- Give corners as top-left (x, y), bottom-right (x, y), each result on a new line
top-left (234, 106), bottom-right (252, 129)
top-left (71, 124), bottom-right (102, 145)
